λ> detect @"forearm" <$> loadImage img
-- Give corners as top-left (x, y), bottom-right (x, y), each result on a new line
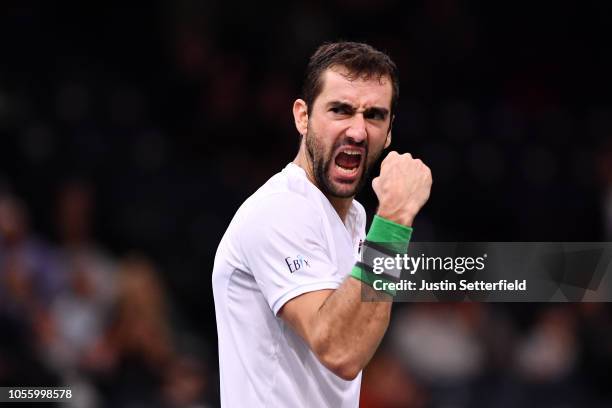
top-left (310, 214), bottom-right (413, 379)
top-left (311, 275), bottom-right (392, 380)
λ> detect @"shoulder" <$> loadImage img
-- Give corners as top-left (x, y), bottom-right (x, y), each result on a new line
top-left (238, 165), bottom-right (324, 227)
top-left (229, 164), bottom-right (328, 252)
top-left (235, 191), bottom-right (327, 271)
top-left (241, 191), bottom-right (324, 234)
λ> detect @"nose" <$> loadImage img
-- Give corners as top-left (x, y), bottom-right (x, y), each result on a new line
top-left (345, 113), bottom-right (367, 143)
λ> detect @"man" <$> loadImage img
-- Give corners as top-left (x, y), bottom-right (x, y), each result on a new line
top-left (212, 41), bottom-right (432, 407)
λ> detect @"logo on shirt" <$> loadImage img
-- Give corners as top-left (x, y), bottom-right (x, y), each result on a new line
top-left (285, 255), bottom-right (310, 273)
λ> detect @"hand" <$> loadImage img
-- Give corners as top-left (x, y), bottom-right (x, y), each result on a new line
top-left (372, 151), bottom-right (432, 227)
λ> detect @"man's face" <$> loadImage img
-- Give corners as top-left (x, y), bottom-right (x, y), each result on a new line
top-left (305, 67), bottom-right (393, 198)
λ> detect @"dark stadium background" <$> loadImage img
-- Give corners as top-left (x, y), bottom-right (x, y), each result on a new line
top-left (1, 1), bottom-right (611, 407)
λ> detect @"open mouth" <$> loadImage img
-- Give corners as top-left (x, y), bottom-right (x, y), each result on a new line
top-left (333, 149), bottom-right (363, 177)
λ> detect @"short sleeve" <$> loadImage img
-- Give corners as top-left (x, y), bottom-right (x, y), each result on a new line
top-left (240, 193), bottom-right (342, 315)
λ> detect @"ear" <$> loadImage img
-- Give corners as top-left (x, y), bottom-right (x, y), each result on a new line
top-left (292, 99), bottom-right (309, 136)
top-left (384, 115), bottom-right (394, 148)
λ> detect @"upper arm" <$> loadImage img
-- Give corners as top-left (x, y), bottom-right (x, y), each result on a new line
top-left (278, 278), bottom-right (374, 381)
top-left (278, 289), bottom-right (334, 348)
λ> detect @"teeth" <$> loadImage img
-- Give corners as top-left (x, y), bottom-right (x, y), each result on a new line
top-left (335, 163), bottom-right (358, 173)
top-left (344, 150), bottom-right (361, 155)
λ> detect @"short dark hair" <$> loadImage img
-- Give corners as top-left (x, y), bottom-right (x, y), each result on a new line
top-left (302, 41), bottom-right (399, 115)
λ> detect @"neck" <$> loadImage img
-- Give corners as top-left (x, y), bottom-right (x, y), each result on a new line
top-left (293, 145), bottom-right (353, 223)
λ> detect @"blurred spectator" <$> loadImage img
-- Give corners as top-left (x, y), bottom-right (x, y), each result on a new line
top-left (389, 304), bottom-right (488, 407)
top-left (83, 255), bottom-right (210, 407)
top-left (360, 349), bottom-right (427, 408)
top-left (392, 304), bottom-right (486, 381)
top-left (0, 193), bottom-right (64, 315)
top-left (162, 355), bottom-right (210, 408)
top-left (514, 306), bottom-right (578, 383)
top-left (42, 181), bottom-right (117, 381)
top-left (0, 193), bottom-right (63, 386)
top-left (511, 305), bottom-right (584, 406)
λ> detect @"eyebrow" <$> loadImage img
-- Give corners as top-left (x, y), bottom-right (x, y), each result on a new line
top-left (326, 101), bottom-right (389, 118)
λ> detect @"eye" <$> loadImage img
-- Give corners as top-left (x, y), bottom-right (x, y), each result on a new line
top-left (330, 106), bottom-right (350, 115)
top-left (365, 110), bottom-right (386, 120)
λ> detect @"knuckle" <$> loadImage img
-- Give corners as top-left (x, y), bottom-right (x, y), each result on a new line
top-left (382, 152), bottom-right (397, 164)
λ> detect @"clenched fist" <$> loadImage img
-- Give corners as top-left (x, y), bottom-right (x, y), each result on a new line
top-left (372, 151), bottom-right (432, 227)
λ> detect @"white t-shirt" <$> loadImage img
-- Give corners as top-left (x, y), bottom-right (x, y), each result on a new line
top-left (212, 162), bottom-right (367, 408)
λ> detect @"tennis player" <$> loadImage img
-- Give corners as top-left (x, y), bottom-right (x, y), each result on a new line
top-left (212, 41), bottom-right (432, 407)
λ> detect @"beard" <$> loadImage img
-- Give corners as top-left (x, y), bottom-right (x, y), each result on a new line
top-left (304, 127), bottom-right (383, 198)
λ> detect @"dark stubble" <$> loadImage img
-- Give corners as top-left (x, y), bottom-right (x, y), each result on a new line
top-left (305, 128), bottom-right (382, 198)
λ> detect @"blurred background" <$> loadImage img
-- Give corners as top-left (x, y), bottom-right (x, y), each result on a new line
top-left (1, 1), bottom-right (612, 407)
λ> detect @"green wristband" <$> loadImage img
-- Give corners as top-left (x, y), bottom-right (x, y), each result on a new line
top-left (366, 215), bottom-right (412, 253)
top-left (351, 265), bottom-right (396, 296)
top-left (351, 215), bottom-right (413, 296)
